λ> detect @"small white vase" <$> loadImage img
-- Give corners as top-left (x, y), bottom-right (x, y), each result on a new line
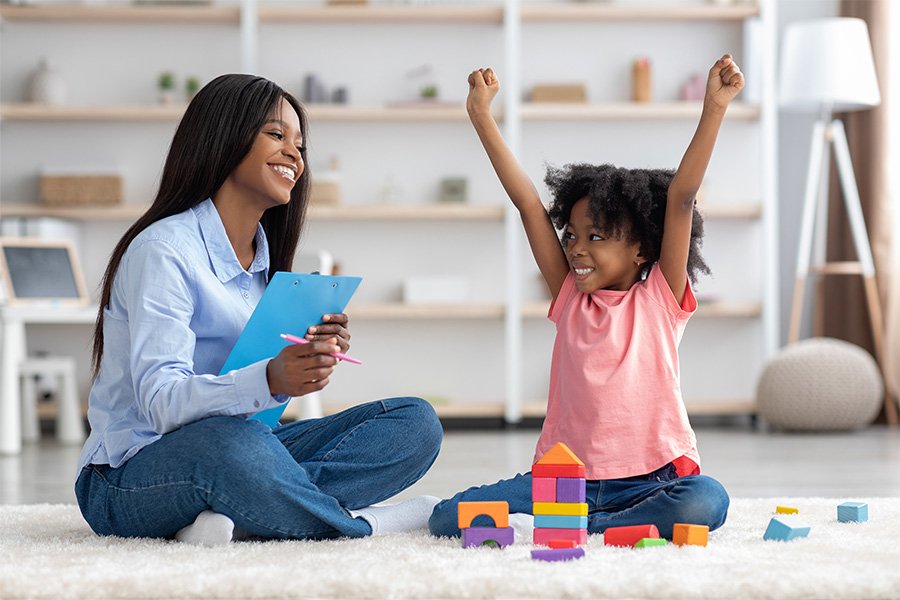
top-left (28, 59), bottom-right (67, 105)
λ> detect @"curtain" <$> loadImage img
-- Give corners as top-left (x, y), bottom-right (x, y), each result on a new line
top-left (823, 0), bottom-right (896, 419)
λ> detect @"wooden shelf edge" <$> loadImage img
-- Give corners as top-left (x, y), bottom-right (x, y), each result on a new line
top-left (259, 5), bottom-right (504, 24)
top-left (349, 303), bottom-right (505, 320)
top-left (521, 102), bottom-right (760, 121)
top-left (521, 3), bottom-right (758, 22)
top-left (0, 4), bottom-right (240, 23)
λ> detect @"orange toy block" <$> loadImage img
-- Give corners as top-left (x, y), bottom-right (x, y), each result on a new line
top-left (533, 528), bottom-right (588, 546)
top-left (535, 442), bottom-right (585, 466)
top-left (549, 539), bottom-right (577, 549)
top-left (673, 524), bottom-right (709, 547)
top-left (532, 463), bottom-right (586, 478)
top-left (603, 524), bottom-right (660, 547)
top-left (457, 501), bottom-right (509, 529)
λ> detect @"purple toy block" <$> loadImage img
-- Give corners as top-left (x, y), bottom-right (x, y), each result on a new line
top-left (531, 547), bottom-right (585, 562)
top-left (532, 477), bottom-right (556, 503)
top-left (462, 526), bottom-right (514, 549)
top-left (556, 477), bottom-right (586, 503)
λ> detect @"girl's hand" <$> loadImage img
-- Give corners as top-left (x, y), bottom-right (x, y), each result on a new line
top-left (266, 339), bottom-right (340, 396)
top-left (306, 313), bottom-right (351, 354)
top-left (705, 54), bottom-right (744, 110)
top-left (467, 68), bottom-right (500, 118)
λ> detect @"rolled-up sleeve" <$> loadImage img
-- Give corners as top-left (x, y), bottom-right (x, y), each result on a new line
top-left (122, 239), bottom-right (282, 434)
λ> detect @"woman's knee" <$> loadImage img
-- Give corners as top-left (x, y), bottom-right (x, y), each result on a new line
top-left (385, 396), bottom-right (443, 460)
top-left (673, 475), bottom-right (730, 531)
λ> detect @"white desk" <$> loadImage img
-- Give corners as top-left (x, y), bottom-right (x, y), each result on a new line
top-left (0, 305), bottom-right (97, 454)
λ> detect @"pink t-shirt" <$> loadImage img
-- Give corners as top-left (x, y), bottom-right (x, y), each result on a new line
top-left (534, 264), bottom-right (701, 480)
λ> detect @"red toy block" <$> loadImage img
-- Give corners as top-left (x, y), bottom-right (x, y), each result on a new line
top-left (532, 463), bottom-right (586, 478)
top-left (533, 527), bottom-right (588, 546)
top-left (532, 477), bottom-right (556, 503)
top-left (458, 501), bottom-right (509, 529)
top-left (549, 539), bottom-right (577, 549)
top-left (603, 524), bottom-right (660, 547)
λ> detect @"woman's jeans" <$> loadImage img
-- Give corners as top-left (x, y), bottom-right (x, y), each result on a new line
top-left (76, 397), bottom-right (442, 541)
top-left (429, 462), bottom-right (729, 540)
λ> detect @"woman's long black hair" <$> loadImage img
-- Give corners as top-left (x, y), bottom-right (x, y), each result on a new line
top-left (91, 74), bottom-right (311, 377)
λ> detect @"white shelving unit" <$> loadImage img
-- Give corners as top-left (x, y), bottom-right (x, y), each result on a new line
top-left (0, 0), bottom-right (777, 422)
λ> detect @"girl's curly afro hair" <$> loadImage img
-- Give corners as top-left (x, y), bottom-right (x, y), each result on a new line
top-left (545, 163), bottom-right (710, 284)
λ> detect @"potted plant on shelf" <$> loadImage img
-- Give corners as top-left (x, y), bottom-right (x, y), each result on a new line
top-left (185, 76), bottom-right (201, 103)
top-left (158, 71), bottom-right (176, 105)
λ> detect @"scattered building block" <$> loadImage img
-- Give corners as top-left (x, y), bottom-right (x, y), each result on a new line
top-left (535, 442), bottom-right (585, 466)
top-left (837, 502), bottom-right (868, 523)
top-left (763, 517), bottom-right (811, 541)
top-left (533, 527), bottom-right (588, 546)
top-left (532, 463), bottom-right (586, 478)
top-left (672, 523), bottom-right (709, 547)
top-left (532, 477), bottom-right (556, 503)
top-left (776, 506), bottom-right (799, 515)
top-left (533, 502), bottom-right (588, 517)
top-left (461, 526), bottom-right (514, 549)
top-left (549, 539), bottom-right (577, 549)
top-left (634, 538), bottom-right (667, 548)
top-left (534, 515), bottom-right (588, 530)
top-left (556, 478), bottom-right (586, 503)
top-left (458, 501), bottom-right (509, 529)
top-left (603, 524), bottom-right (660, 547)
top-left (531, 547), bottom-right (585, 562)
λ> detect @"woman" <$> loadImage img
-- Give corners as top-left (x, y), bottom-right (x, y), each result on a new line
top-left (75, 74), bottom-right (443, 545)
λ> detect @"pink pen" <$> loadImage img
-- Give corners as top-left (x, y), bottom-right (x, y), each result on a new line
top-left (279, 333), bottom-right (363, 365)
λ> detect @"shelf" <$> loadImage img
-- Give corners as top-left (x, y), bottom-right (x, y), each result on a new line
top-left (259, 4), bottom-right (504, 24)
top-left (700, 203), bottom-right (762, 219)
top-left (521, 3), bottom-right (758, 22)
top-left (522, 301), bottom-right (762, 319)
top-left (349, 303), bottom-right (505, 320)
top-left (0, 203), bottom-right (504, 222)
top-left (0, 4), bottom-right (240, 23)
top-left (521, 102), bottom-right (760, 121)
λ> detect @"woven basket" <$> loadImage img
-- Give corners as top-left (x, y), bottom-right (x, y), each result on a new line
top-left (39, 174), bottom-right (122, 206)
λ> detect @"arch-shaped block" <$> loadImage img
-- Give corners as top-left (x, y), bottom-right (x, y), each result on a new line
top-left (458, 501), bottom-right (509, 529)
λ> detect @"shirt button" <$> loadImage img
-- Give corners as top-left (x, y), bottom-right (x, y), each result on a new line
top-left (242, 291), bottom-right (249, 299)
top-left (253, 400), bottom-right (260, 408)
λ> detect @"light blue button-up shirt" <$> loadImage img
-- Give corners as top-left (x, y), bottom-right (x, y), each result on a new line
top-left (77, 199), bottom-right (286, 473)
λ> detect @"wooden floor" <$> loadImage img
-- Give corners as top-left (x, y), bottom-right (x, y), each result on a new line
top-left (3, 425), bottom-right (900, 505)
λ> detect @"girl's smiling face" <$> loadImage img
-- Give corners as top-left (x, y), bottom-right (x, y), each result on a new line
top-left (226, 97), bottom-right (305, 210)
top-left (563, 196), bottom-right (645, 293)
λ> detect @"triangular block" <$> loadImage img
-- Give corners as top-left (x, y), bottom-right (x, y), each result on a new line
top-left (535, 442), bottom-right (584, 466)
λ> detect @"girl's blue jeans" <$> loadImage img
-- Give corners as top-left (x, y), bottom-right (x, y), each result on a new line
top-left (75, 397), bottom-right (442, 541)
top-left (429, 462), bottom-right (729, 540)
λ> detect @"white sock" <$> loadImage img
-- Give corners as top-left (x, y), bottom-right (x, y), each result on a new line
top-left (175, 510), bottom-right (234, 546)
top-left (508, 512), bottom-right (535, 542)
top-left (349, 495), bottom-right (442, 536)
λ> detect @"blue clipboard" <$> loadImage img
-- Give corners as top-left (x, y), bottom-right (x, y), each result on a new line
top-left (219, 271), bottom-right (362, 428)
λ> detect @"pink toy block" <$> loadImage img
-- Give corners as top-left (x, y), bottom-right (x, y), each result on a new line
top-left (531, 547), bottom-right (585, 562)
top-left (556, 478), bottom-right (586, 503)
top-left (603, 524), bottom-right (660, 547)
top-left (532, 477), bottom-right (556, 503)
top-left (533, 527), bottom-right (588, 546)
top-left (462, 526), bottom-right (514, 549)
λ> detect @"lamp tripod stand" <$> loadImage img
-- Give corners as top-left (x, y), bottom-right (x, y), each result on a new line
top-left (788, 117), bottom-right (898, 426)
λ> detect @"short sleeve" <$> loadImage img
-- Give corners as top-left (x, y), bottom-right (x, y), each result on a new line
top-left (642, 265), bottom-right (697, 321)
top-left (549, 272), bottom-right (578, 324)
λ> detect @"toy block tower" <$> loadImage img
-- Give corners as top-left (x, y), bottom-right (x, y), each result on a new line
top-left (532, 442), bottom-right (588, 546)
top-left (458, 501), bottom-right (514, 549)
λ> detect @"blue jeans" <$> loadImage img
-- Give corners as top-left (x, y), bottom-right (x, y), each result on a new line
top-left (429, 462), bottom-right (729, 540)
top-left (76, 397), bottom-right (442, 541)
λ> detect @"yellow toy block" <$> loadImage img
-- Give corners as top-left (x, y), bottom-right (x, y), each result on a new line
top-left (535, 442), bottom-right (585, 466)
top-left (458, 501), bottom-right (509, 529)
top-left (673, 523), bottom-right (709, 547)
top-left (533, 502), bottom-right (588, 517)
top-left (776, 506), bottom-right (799, 515)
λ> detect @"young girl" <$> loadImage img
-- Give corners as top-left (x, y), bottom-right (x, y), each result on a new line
top-left (76, 74), bottom-right (443, 545)
top-left (429, 56), bottom-right (744, 540)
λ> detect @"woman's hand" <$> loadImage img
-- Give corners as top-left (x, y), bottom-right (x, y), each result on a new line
top-left (467, 68), bottom-right (500, 119)
top-left (305, 313), bottom-right (351, 354)
top-left (705, 54), bottom-right (744, 111)
top-left (266, 339), bottom-right (340, 397)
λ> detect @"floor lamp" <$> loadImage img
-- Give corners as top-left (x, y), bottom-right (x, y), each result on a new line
top-left (781, 18), bottom-right (898, 426)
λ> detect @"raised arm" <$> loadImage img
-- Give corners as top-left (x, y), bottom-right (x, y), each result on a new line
top-left (467, 68), bottom-right (569, 299)
top-left (659, 54), bottom-right (744, 303)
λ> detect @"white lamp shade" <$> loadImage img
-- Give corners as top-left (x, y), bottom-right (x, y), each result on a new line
top-left (780, 18), bottom-right (881, 112)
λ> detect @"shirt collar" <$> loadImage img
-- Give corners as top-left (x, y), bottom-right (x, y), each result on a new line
top-left (194, 199), bottom-right (270, 283)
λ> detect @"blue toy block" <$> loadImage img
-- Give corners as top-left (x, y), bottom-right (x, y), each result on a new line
top-left (763, 517), bottom-right (810, 542)
top-left (556, 478), bottom-right (586, 503)
top-left (534, 514), bottom-right (588, 530)
top-left (837, 502), bottom-right (868, 523)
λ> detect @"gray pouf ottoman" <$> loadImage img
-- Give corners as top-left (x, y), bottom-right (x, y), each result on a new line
top-left (757, 337), bottom-right (883, 431)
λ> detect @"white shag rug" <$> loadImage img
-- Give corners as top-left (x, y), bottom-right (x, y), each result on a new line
top-left (2, 498), bottom-right (899, 599)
